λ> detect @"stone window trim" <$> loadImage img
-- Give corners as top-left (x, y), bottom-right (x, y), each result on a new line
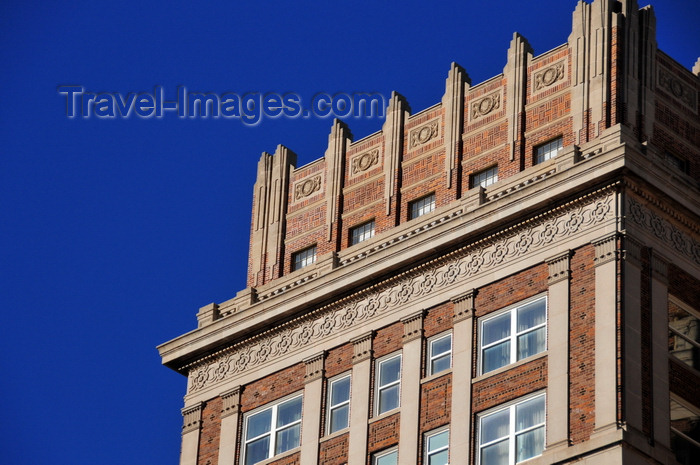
top-left (240, 392), bottom-right (303, 465)
top-left (372, 446), bottom-right (398, 465)
top-left (408, 193), bottom-right (436, 220)
top-left (476, 391), bottom-right (546, 465)
top-left (470, 165), bottom-right (499, 189)
top-left (424, 426), bottom-right (450, 465)
top-left (350, 219), bottom-right (376, 246)
top-left (534, 136), bottom-right (563, 165)
top-left (374, 352), bottom-right (402, 417)
top-left (478, 294), bottom-right (548, 376)
top-left (427, 331), bottom-right (452, 377)
top-left (325, 372), bottom-right (351, 435)
top-left (291, 245), bottom-right (317, 272)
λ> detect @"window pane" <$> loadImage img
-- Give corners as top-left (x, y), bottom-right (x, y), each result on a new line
top-left (483, 313), bottom-right (511, 345)
top-left (428, 430), bottom-right (449, 451)
top-left (481, 439), bottom-right (509, 465)
top-left (247, 409), bottom-right (272, 439)
top-left (428, 449), bottom-right (449, 465)
top-left (515, 396), bottom-right (545, 431)
top-left (517, 299), bottom-right (546, 332)
top-left (431, 353), bottom-right (451, 374)
top-left (483, 340), bottom-right (510, 373)
top-left (277, 397), bottom-right (302, 427)
top-left (431, 335), bottom-right (451, 356)
top-left (330, 404), bottom-right (349, 433)
top-left (379, 384), bottom-right (400, 413)
top-left (516, 426), bottom-right (544, 462)
top-left (375, 450), bottom-right (398, 465)
top-left (379, 357), bottom-right (401, 385)
top-left (517, 327), bottom-right (546, 360)
top-left (245, 436), bottom-right (270, 465)
top-left (275, 423), bottom-right (301, 454)
top-left (331, 377), bottom-right (351, 405)
top-left (481, 409), bottom-right (510, 444)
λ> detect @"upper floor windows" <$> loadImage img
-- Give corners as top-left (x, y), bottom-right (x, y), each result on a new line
top-left (327, 373), bottom-right (351, 434)
top-left (409, 193), bottom-right (436, 220)
top-left (471, 166), bottom-right (499, 189)
top-left (669, 296), bottom-right (700, 371)
top-left (372, 448), bottom-right (398, 465)
top-left (479, 296), bottom-right (547, 375)
top-left (376, 353), bottom-right (402, 415)
top-left (242, 394), bottom-right (303, 465)
top-left (292, 245), bottom-right (317, 271)
top-left (534, 137), bottom-right (563, 164)
top-left (478, 393), bottom-right (546, 465)
top-left (427, 332), bottom-right (452, 376)
top-left (663, 151), bottom-right (689, 174)
top-left (424, 428), bottom-right (450, 465)
top-left (350, 220), bottom-right (375, 246)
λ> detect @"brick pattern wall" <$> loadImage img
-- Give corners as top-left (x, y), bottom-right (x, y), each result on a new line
top-left (267, 452), bottom-right (300, 465)
top-left (420, 374), bottom-right (452, 432)
top-left (240, 363), bottom-right (306, 413)
top-left (367, 413), bottom-right (400, 456)
top-left (319, 433), bottom-right (349, 465)
top-left (568, 244), bottom-right (596, 444)
top-left (197, 397), bottom-right (222, 465)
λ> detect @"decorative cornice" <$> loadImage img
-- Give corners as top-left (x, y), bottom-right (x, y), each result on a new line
top-left (409, 119), bottom-right (439, 148)
top-left (351, 332), bottom-right (374, 363)
top-left (351, 148), bottom-right (380, 176)
top-left (303, 352), bottom-right (326, 383)
top-left (451, 289), bottom-right (476, 322)
top-left (471, 91), bottom-right (501, 121)
top-left (533, 60), bottom-right (566, 93)
top-left (220, 386), bottom-right (241, 418)
top-left (546, 250), bottom-right (571, 284)
top-left (182, 402), bottom-right (203, 434)
top-left (592, 234), bottom-right (618, 267)
top-left (185, 188), bottom-right (615, 393)
top-left (401, 310), bottom-right (425, 343)
top-left (651, 253), bottom-right (669, 284)
top-left (293, 174), bottom-right (323, 201)
top-left (626, 196), bottom-right (700, 266)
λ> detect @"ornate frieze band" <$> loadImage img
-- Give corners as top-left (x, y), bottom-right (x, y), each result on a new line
top-left (182, 402), bottom-right (203, 434)
top-left (470, 91), bottom-right (502, 121)
top-left (350, 148), bottom-right (380, 176)
top-left (186, 190), bottom-right (615, 393)
top-left (293, 174), bottom-right (323, 201)
top-left (658, 67), bottom-right (697, 112)
top-left (409, 119), bottom-right (439, 148)
top-left (533, 60), bottom-right (566, 94)
top-left (626, 196), bottom-right (700, 266)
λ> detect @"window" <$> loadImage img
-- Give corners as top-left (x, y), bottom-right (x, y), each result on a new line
top-left (471, 166), bottom-right (499, 188)
top-left (372, 448), bottom-right (398, 465)
top-left (350, 220), bottom-right (375, 245)
top-left (242, 394), bottom-right (303, 465)
top-left (534, 137), bottom-right (563, 164)
top-left (664, 151), bottom-right (688, 174)
top-left (669, 296), bottom-right (700, 371)
top-left (409, 193), bottom-right (436, 219)
top-left (292, 245), bottom-right (316, 271)
top-left (479, 296), bottom-right (547, 375)
top-left (375, 353), bottom-right (401, 415)
top-left (424, 428), bottom-right (449, 465)
top-left (427, 333), bottom-right (452, 376)
top-left (670, 396), bottom-right (700, 465)
top-left (478, 393), bottom-right (545, 465)
top-left (327, 374), bottom-right (351, 434)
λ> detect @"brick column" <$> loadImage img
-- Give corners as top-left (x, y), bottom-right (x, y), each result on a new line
top-left (622, 238), bottom-right (643, 432)
top-left (650, 253), bottom-right (670, 447)
top-left (398, 311), bottom-right (424, 465)
top-left (546, 251), bottom-right (571, 448)
top-left (180, 402), bottom-right (203, 465)
top-left (301, 352), bottom-right (325, 465)
top-left (348, 332), bottom-right (373, 465)
top-left (593, 234), bottom-right (618, 432)
top-left (217, 386), bottom-right (241, 465)
top-left (449, 290), bottom-right (475, 465)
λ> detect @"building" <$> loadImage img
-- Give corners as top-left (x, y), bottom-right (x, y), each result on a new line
top-left (157, 1), bottom-right (700, 463)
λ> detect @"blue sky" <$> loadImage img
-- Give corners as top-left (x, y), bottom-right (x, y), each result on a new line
top-left (1, 1), bottom-right (697, 464)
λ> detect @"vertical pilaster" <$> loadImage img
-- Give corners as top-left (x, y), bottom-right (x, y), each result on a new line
top-left (449, 290), bottom-right (475, 465)
top-left (546, 251), bottom-right (571, 448)
top-left (441, 62), bottom-right (469, 191)
top-left (503, 32), bottom-right (532, 162)
top-left (348, 332), bottom-right (373, 465)
top-left (622, 237), bottom-right (643, 432)
top-left (217, 386), bottom-right (241, 465)
top-left (650, 253), bottom-right (670, 447)
top-left (398, 311), bottom-right (424, 465)
top-left (301, 352), bottom-right (325, 465)
top-left (324, 120), bottom-right (351, 243)
top-left (180, 402), bottom-right (203, 465)
top-left (382, 92), bottom-right (409, 218)
top-left (593, 234), bottom-right (619, 432)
